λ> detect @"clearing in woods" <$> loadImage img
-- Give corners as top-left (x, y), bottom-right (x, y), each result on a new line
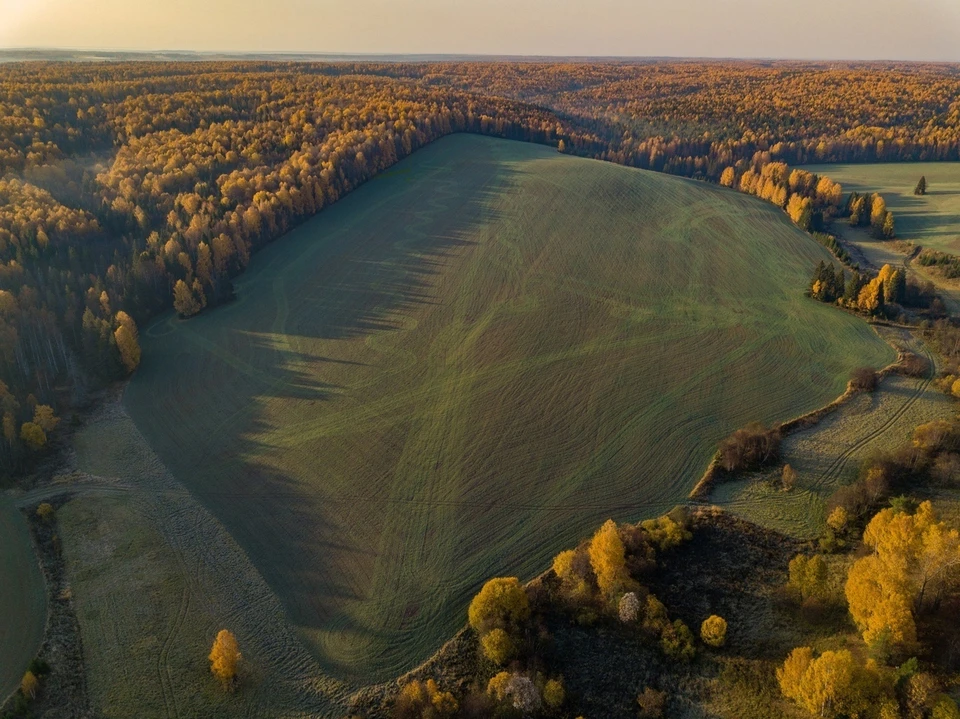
top-left (801, 162), bottom-right (960, 254)
top-left (0, 496), bottom-right (46, 704)
top-left (116, 134), bottom-right (893, 683)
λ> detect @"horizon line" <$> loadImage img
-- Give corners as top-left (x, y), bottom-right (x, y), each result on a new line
top-left (2, 47), bottom-right (960, 64)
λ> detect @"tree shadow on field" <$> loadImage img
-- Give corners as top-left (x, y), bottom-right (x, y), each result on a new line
top-left (126, 135), bottom-right (518, 684)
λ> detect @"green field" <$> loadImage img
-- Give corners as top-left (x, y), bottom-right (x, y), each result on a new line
top-left (0, 497), bottom-right (46, 704)
top-left (713, 328), bottom-right (955, 538)
top-left (122, 134), bottom-right (893, 683)
top-left (802, 162), bottom-right (960, 253)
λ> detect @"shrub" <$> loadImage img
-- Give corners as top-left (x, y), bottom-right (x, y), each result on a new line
top-left (788, 554), bottom-right (828, 602)
top-left (543, 678), bottom-right (565, 710)
top-left (660, 619), bottom-right (696, 662)
top-left (642, 594), bottom-right (669, 634)
top-left (826, 506), bottom-right (849, 533)
top-left (700, 615), bottom-right (727, 648)
top-left (637, 687), bottom-right (667, 718)
top-left (850, 367), bottom-right (879, 392)
top-left (618, 592), bottom-right (640, 623)
top-left (468, 577), bottom-right (530, 633)
top-left (718, 421), bottom-right (781, 472)
top-left (898, 352), bottom-right (930, 378)
top-left (36, 503), bottom-right (54, 521)
top-left (395, 679), bottom-right (458, 718)
top-left (20, 670), bottom-right (38, 699)
top-left (640, 514), bottom-right (691, 551)
top-left (480, 628), bottom-right (515, 665)
top-left (782, 463), bottom-right (798, 491)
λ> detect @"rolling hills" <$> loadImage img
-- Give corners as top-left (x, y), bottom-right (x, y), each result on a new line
top-left (119, 133), bottom-right (894, 684)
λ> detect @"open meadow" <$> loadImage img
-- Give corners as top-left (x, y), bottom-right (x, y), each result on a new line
top-left (0, 497), bottom-right (46, 705)
top-left (802, 162), bottom-right (960, 253)
top-left (108, 134), bottom-right (895, 688)
top-left (712, 328), bottom-right (956, 538)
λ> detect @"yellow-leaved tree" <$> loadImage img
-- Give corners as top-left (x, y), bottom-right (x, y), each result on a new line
top-left (209, 629), bottom-right (241, 690)
top-left (589, 519), bottom-right (629, 598)
top-left (777, 647), bottom-right (890, 718)
top-left (845, 501), bottom-right (960, 650)
top-left (700, 615), bottom-right (727, 648)
top-left (468, 577), bottom-right (530, 633)
top-left (114, 311), bottom-right (141, 373)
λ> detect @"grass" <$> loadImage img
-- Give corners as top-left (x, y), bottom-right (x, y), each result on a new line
top-left (801, 162), bottom-right (960, 254)
top-left (62, 405), bottom-right (350, 718)
top-left (713, 328), bottom-right (955, 538)
top-left (115, 133), bottom-right (893, 685)
top-left (0, 497), bottom-right (46, 705)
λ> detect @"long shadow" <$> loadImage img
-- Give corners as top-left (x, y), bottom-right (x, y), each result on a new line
top-left (124, 134), bottom-right (523, 684)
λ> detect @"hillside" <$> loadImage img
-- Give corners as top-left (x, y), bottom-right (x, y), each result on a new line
top-left (114, 134), bottom-right (893, 686)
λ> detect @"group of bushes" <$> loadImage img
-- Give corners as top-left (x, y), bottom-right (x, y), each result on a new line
top-left (916, 249), bottom-right (960, 280)
top-left (391, 511), bottom-right (731, 718)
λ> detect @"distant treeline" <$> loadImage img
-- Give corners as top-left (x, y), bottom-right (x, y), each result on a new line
top-left (1, 60), bottom-right (955, 471)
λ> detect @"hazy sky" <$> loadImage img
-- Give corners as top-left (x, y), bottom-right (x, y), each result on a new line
top-left (2, 0), bottom-right (959, 61)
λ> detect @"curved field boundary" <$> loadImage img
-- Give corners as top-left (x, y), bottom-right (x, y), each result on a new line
top-left (689, 325), bottom-right (924, 500)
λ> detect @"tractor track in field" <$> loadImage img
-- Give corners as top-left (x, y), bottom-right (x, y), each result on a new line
top-left (810, 343), bottom-right (935, 491)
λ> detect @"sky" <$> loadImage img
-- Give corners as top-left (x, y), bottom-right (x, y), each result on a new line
top-left (1, 0), bottom-right (959, 61)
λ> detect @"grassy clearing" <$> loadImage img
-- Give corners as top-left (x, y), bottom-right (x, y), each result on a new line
top-left (0, 497), bottom-right (45, 704)
top-left (61, 401), bottom-right (349, 718)
top-left (121, 134), bottom-right (892, 683)
top-left (713, 328), bottom-right (955, 538)
top-left (801, 162), bottom-right (960, 253)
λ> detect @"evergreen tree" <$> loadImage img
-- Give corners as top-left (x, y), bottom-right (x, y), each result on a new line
top-left (914, 176), bottom-right (927, 195)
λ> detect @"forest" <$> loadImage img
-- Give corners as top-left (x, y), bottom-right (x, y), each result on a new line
top-left (1, 60), bottom-right (959, 472)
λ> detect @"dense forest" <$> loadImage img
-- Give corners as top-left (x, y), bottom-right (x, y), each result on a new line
top-left (2, 60), bottom-right (959, 472)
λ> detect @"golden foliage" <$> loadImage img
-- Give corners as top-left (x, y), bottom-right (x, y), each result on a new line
top-left (543, 678), bottom-right (565, 709)
top-left (826, 506), bottom-right (849, 533)
top-left (468, 577), bottom-right (530, 633)
top-left (396, 679), bottom-right (458, 718)
top-left (36, 502), bottom-right (54, 521)
top-left (208, 629), bottom-right (241, 689)
top-left (20, 670), bottom-right (38, 699)
top-left (777, 648), bottom-right (890, 719)
top-left (480, 628), bottom-right (516, 666)
top-left (589, 519), bottom-right (628, 598)
top-left (845, 502), bottom-right (960, 649)
top-left (700, 615), bottom-right (727, 648)
top-left (19, 421), bottom-right (46, 450)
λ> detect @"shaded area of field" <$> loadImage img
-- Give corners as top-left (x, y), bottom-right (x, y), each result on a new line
top-left (61, 398), bottom-right (351, 718)
top-left (122, 134), bottom-right (893, 682)
top-left (0, 497), bottom-right (46, 704)
top-left (714, 329), bottom-right (955, 537)
top-left (802, 162), bottom-right (960, 253)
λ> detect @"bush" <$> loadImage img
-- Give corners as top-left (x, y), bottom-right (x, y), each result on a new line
top-left (781, 463), bottom-right (798, 491)
top-left (897, 352), bottom-right (930, 378)
top-left (480, 628), bottom-right (515, 665)
top-left (700, 615), bottom-right (727, 648)
top-left (660, 619), bottom-right (696, 662)
top-left (468, 577), bottom-right (530, 633)
top-left (850, 367), bottom-right (879, 392)
top-left (637, 687), bottom-right (667, 718)
top-left (618, 592), bottom-right (640, 623)
top-left (543, 678), bottom-right (565, 710)
top-left (718, 422), bottom-right (781, 472)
